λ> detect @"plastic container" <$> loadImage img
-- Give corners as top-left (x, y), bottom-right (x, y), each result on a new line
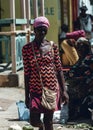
top-left (16, 101), bottom-right (30, 121)
top-left (60, 103), bottom-right (69, 124)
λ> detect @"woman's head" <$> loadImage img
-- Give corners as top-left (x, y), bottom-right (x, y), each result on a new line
top-left (61, 24), bottom-right (68, 33)
top-left (33, 16), bottom-right (50, 41)
top-left (76, 37), bottom-right (91, 58)
top-left (80, 5), bottom-right (88, 15)
top-left (33, 16), bottom-right (50, 29)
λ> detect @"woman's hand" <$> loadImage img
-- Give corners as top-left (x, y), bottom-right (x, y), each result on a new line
top-left (61, 91), bottom-right (69, 104)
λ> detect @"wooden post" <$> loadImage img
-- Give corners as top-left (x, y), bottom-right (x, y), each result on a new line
top-left (68, 0), bottom-right (73, 31)
top-left (41, 0), bottom-right (44, 16)
top-left (20, 0), bottom-right (26, 30)
top-left (26, 0), bottom-right (31, 28)
top-left (25, 0), bottom-right (31, 43)
top-left (34, 0), bottom-right (38, 18)
top-left (10, 0), bottom-right (17, 73)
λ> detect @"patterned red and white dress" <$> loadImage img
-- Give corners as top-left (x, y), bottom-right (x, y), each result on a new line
top-left (22, 40), bottom-right (63, 112)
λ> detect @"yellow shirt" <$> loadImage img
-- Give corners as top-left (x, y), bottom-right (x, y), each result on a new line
top-left (61, 40), bottom-right (79, 66)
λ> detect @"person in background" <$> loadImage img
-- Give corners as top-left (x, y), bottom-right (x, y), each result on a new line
top-left (59, 24), bottom-right (85, 66)
top-left (74, 5), bottom-right (93, 39)
top-left (59, 24), bottom-right (69, 60)
top-left (61, 39), bottom-right (79, 66)
top-left (68, 37), bottom-right (92, 77)
top-left (66, 37), bottom-right (93, 119)
top-left (59, 24), bottom-right (69, 43)
top-left (22, 16), bottom-right (69, 130)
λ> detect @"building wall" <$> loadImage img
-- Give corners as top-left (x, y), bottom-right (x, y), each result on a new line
top-left (0, 0), bottom-right (21, 19)
top-left (0, 0), bottom-right (74, 63)
top-left (45, 0), bottom-right (61, 43)
top-left (0, 0), bottom-right (73, 44)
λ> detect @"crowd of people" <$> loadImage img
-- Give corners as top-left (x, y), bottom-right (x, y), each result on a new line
top-left (59, 5), bottom-right (93, 120)
top-left (65, 37), bottom-right (93, 119)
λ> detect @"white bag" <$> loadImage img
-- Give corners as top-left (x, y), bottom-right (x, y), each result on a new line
top-left (53, 110), bottom-right (61, 123)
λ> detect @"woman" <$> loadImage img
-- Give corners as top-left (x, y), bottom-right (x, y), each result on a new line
top-left (61, 39), bottom-right (79, 66)
top-left (74, 5), bottom-right (93, 39)
top-left (66, 37), bottom-right (93, 119)
top-left (22, 16), bottom-right (69, 130)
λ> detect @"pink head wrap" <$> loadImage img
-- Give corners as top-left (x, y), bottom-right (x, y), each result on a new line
top-left (66, 30), bottom-right (85, 40)
top-left (33, 16), bottom-right (50, 28)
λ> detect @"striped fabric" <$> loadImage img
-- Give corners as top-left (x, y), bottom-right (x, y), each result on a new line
top-left (22, 40), bottom-right (62, 111)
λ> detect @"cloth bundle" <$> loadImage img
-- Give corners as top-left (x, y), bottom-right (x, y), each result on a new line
top-left (66, 30), bottom-right (85, 40)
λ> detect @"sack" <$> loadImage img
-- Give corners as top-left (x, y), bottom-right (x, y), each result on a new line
top-left (16, 101), bottom-right (30, 121)
top-left (41, 87), bottom-right (57, 110)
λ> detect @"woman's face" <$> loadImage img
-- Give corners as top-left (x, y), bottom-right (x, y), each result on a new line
top-left (34, 26), bottom-right (48, 42)
top-left (77, 42), bottom-right (90, 58)
top-left (80, 9), bottom-right (87, 17)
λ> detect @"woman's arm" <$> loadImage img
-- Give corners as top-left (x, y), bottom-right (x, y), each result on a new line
top-left (24, 75), bottom-right (30, 108)
top-left (53, 43), bottom-right (69, 103)
top-left (22, 45), bottom-right (30, 108)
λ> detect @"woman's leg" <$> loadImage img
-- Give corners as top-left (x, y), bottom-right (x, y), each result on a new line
top-left (30, 111), bottom-right (43, 129)
top-left (43, 111), bottom-right (54, 130)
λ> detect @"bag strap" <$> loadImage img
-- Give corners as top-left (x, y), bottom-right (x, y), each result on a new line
top-left (50, 41), bottom-right (54, 57)
top-left (32, 41), bottom-right (55, 88)
top-left (32, 42), bottom-right (44, 88)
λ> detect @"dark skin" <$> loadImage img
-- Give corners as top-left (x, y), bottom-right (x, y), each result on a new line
top-left (25, 26), bottom-right (69, 108)
top-left (34, 26), bottom-right (48, 45)
top-left (74, 9), bottom-right (93, 31)
top-left (80, 9), bottom-right (87, 18)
